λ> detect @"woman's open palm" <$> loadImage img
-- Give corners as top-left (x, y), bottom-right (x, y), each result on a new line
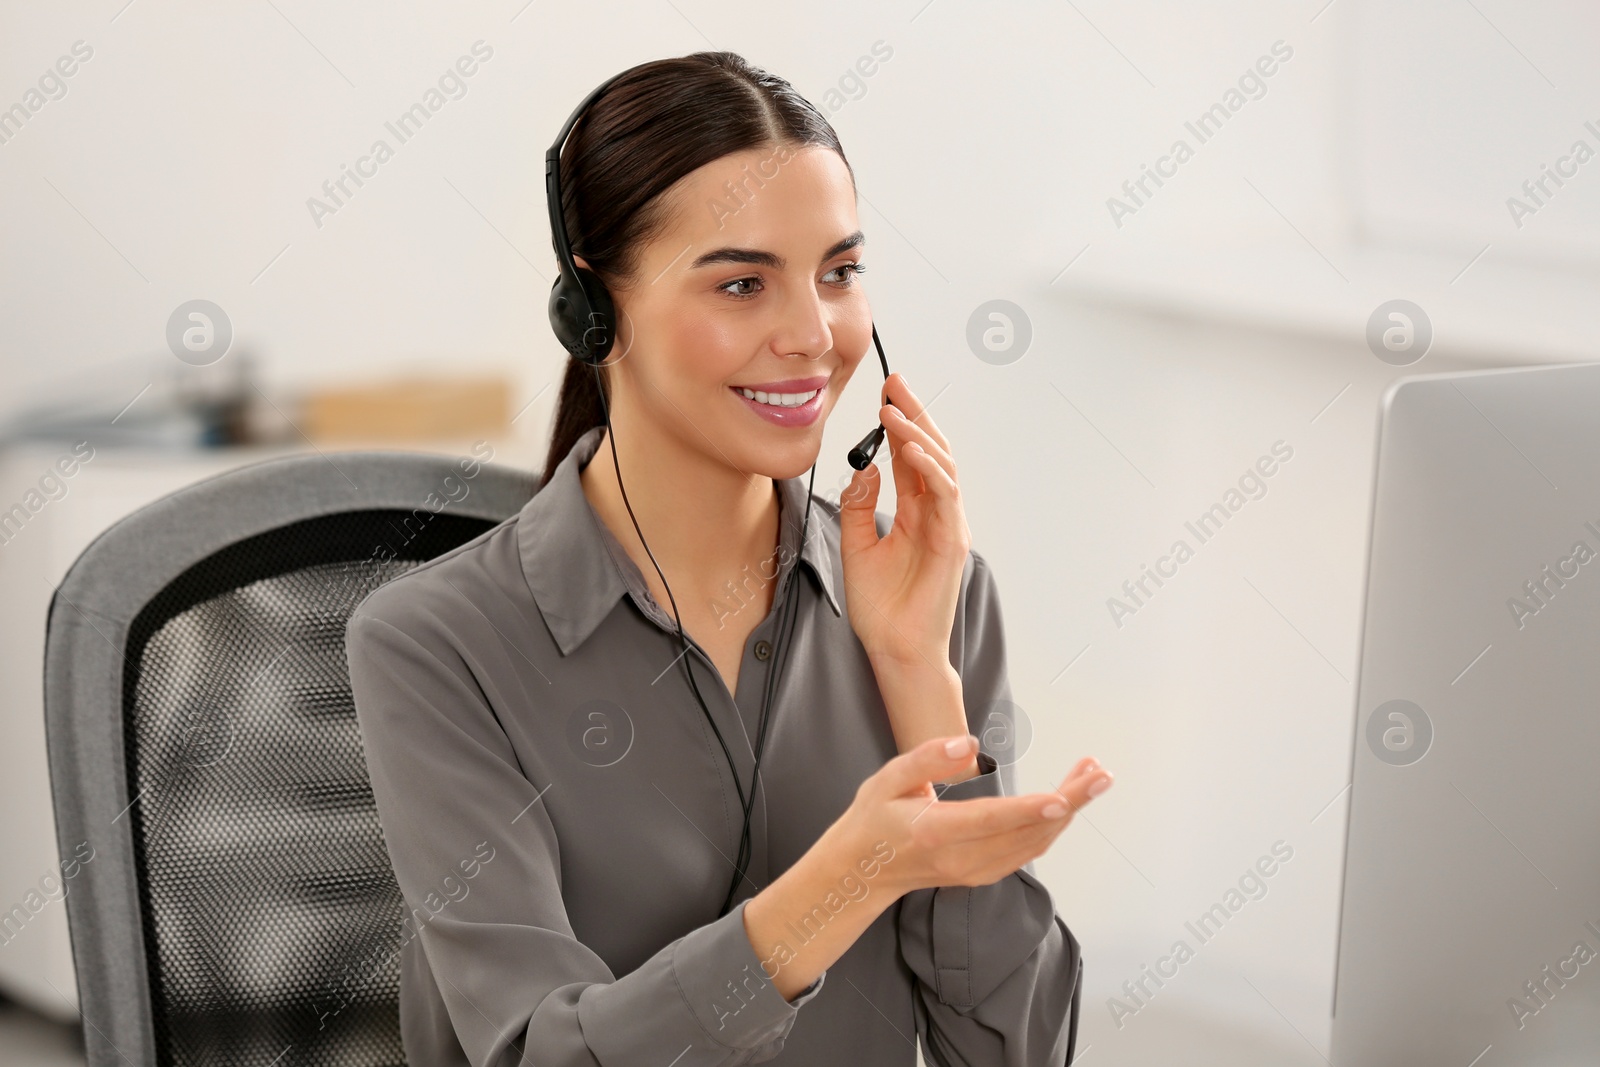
top-left (839, 373), bottom-right (972, 667)
top-left (836, 734), bottom-right (1115, 895)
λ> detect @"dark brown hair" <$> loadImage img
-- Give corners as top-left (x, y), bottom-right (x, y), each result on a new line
top-left (539, 51), bottom-right (853, 487)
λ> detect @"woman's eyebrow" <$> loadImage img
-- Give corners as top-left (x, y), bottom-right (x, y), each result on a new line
top-left (689, 230), bottom-right (865, 270)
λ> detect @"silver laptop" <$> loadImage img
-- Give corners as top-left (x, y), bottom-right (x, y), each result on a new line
top-left (1332, 361), bottom-right (1600, 1065)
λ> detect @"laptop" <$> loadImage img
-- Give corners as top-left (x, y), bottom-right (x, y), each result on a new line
top-left (1332, 361), bottom-right (1600, 1064)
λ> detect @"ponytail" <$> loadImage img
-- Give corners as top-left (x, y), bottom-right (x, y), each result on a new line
top-left (540, 359), bottom-right (609, 489)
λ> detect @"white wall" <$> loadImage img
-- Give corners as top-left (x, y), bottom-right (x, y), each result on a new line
top-left (4, 0), bottom-right (1598, 1060)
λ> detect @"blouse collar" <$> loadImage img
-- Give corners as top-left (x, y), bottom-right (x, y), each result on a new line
top-left (517, 424), bottom-right (842, 656)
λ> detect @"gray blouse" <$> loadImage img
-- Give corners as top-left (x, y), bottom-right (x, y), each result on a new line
top-left (345, 424), bottom-right (1081, 1066)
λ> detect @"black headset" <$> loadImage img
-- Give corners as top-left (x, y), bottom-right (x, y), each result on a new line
top-left (547, 65), bottom-right (891, 917)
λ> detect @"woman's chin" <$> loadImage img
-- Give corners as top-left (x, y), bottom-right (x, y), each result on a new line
top-left (741, 426), bottom-right (827, 482)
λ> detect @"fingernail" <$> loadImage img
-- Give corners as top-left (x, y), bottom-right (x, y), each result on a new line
top-left (1087, 775), bottom-right (1112, 797)
top-left (906, 442), bottom-right (921, 453)
top-left (944, 736), bottom-right (972, 758)
top-left (1041, 802), bottom-right (1068, 819)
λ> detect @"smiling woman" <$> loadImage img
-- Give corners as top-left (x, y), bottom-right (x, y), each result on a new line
top-left (345, 49), bottom-right (1104, 1067)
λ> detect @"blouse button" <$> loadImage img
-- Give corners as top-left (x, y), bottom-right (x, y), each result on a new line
top-left (753, 639), bottom-right (773, 661)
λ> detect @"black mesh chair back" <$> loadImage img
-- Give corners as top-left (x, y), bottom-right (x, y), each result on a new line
top-left (43, 450), bottom-right (537, 1067)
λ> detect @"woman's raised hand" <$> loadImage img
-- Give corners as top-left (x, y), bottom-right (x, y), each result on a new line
top-left (838, 373), bottom-right (971, 668)
top-left (830, 735), bottom-right (1114, 895)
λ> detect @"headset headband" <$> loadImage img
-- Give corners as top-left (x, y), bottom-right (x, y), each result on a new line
top-left (546, 70), bottom-right (628, 290)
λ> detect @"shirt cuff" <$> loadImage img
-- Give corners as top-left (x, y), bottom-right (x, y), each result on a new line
top-left (673, 898), bottom-right (825, 1048)
top-left (787, 972), bottom-right (826, 1006)
top-left (935, 750), bottom-right (1002, 801)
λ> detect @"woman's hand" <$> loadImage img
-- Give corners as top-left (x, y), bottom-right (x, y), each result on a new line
top-left (838, 373), bottom-right (972, 670)
top-left (745, 735), bottom-right (1113, 1001)
top-left (828, 734), bottom-right (1115, 896)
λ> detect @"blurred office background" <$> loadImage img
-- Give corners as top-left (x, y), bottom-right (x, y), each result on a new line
top-left (3, 1), bottom-right (1597, 1063)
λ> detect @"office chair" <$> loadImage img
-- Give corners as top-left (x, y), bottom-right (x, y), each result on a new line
top-left (43, 449), bottom-right (536, 1067)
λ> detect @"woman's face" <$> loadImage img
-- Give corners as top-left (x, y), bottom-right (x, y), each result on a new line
top-left (587, 143), bottom-right (871, 481)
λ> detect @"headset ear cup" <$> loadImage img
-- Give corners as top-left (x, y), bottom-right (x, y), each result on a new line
top-left (576, 266), bottom-right (617, 364)
top-left (547, 272), bottom-right (581, 360)
top-left (548, 266), bottom-right (616, 366)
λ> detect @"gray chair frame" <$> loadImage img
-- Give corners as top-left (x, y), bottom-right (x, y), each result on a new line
top-left (42, 449), bottom-right (536, 1066)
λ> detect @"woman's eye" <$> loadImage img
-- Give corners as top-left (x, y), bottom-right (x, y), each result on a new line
top-left (718, 276), bottom-right (762, 299)
top-left (718, 263), bottom-right (865, 300)
top-left (825, 263), bottom-right (866, 287)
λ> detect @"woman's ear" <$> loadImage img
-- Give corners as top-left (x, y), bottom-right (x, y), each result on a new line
top-left (573, 254), bottom-right (591, 273)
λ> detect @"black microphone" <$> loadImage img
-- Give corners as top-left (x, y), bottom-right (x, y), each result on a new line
top-left (848, 425), bottom-right (885, 471)
top-left (849, 323), bottom-right (892, 471)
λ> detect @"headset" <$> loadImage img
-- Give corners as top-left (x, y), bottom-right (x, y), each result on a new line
top-left (546, 65), bottom-right (890, 917)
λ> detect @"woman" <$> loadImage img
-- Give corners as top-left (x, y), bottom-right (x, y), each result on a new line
top-left (346, 51), bottom-right (1113, 1066)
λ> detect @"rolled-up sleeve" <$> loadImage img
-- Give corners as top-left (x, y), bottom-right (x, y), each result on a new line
top-left (894, 550), bottom-right (1083, 1067)
top-left (345, 610), bottom-right (821, 1067)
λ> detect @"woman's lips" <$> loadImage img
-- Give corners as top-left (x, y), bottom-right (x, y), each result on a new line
top-left (731, 375), bottom-right (830, 394)
top-left (729, 384), bottom-right (825, 427)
